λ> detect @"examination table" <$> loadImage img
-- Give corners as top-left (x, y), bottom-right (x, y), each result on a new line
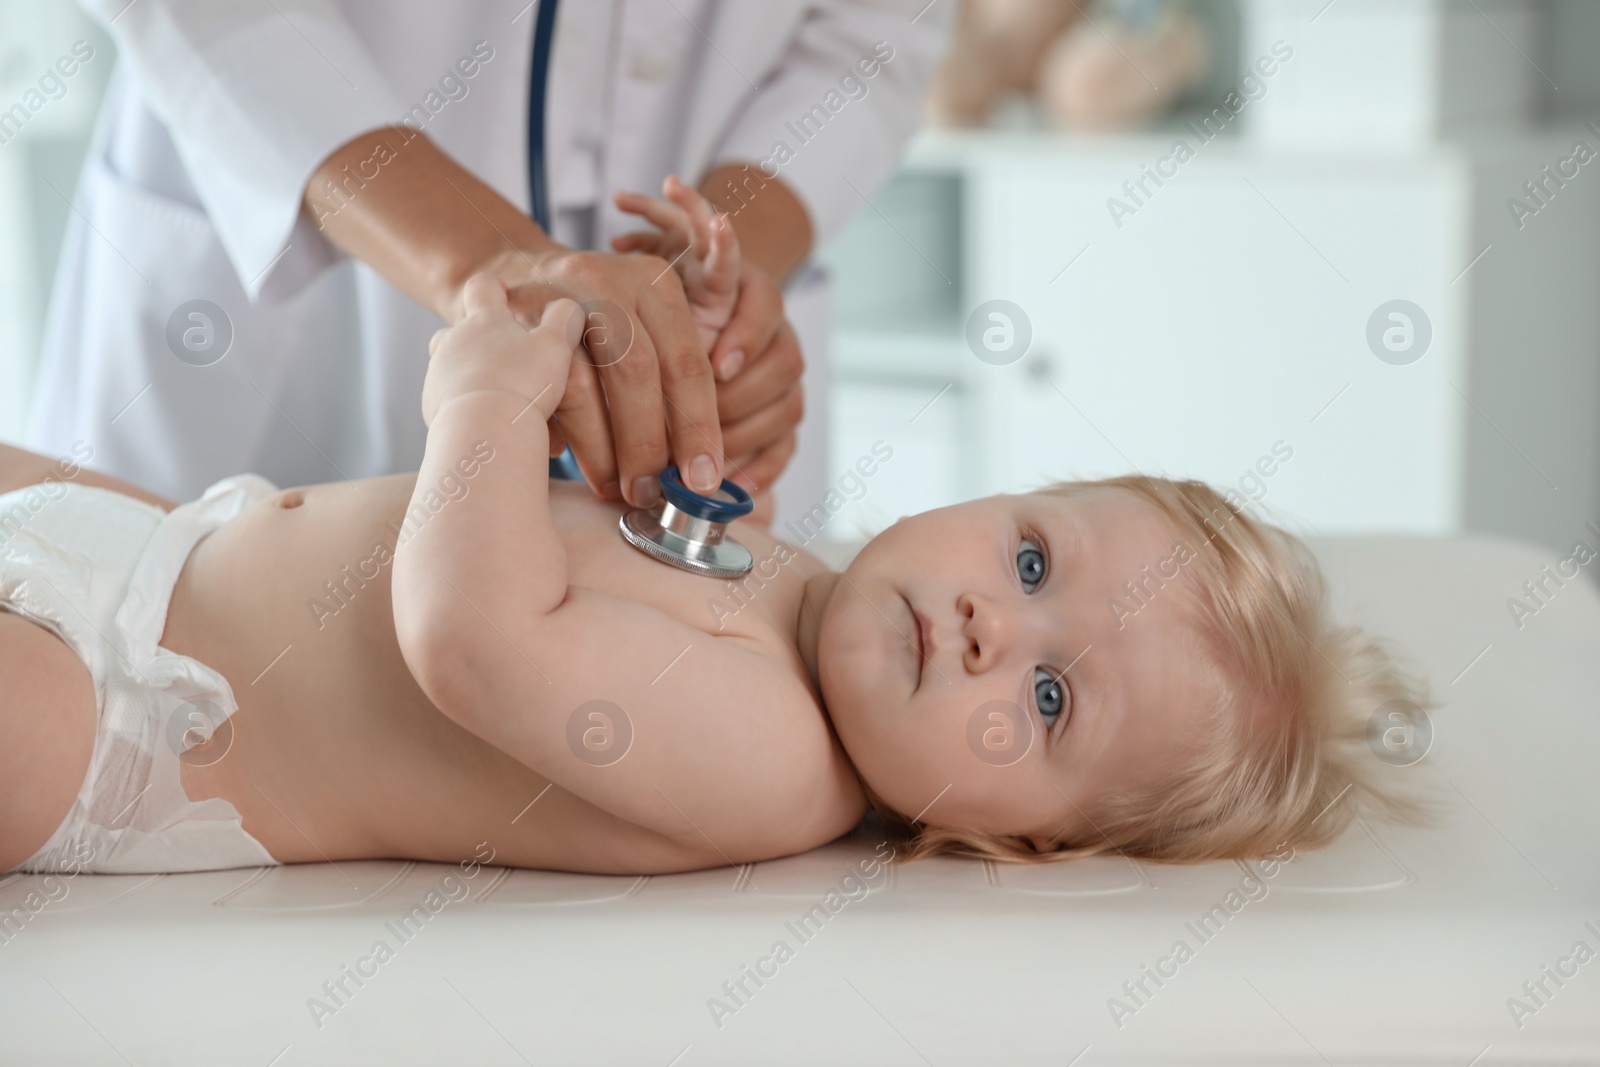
top-left (3, 532), bottom-right (1598, 1065)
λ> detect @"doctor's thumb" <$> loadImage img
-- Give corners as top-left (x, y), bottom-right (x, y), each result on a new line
top-left (710, 272), bottom-right (782, 382)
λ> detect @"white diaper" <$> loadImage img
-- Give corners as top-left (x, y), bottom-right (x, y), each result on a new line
top-left (1, 474), bottom-right (283, 874)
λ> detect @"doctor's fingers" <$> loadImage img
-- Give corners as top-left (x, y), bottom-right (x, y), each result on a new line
top-left (719, 382), bottom-right (803, 469)
top-left (714, 317), bottom-right (803, 423)
top-left (552, 353), bottom-right (622, 500)
top-left (727, 429), bottom-right (799, 496)
top-left (586, 323), bottom-right (671, 506)
top-left (709, 267), bottom-right (785, 382)
top-left (635, 288), bottom-right (724, 494)
top-left (610, 230), bottom-right (668, 256)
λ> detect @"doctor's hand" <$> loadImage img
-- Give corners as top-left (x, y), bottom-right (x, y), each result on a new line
top-left (457, 243), bottom-right (724, 509)
top-left (705, 263), bottom-right (805, 499)
top-left (306, 130), bottom-right (753, 508)
top-left (607, 229), bottom-right (804, 500)
top-left (612, 175), bottom-right (802, 500)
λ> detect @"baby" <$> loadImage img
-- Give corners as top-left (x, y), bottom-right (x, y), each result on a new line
top-left (0, 179), bottom-right (1435, 877)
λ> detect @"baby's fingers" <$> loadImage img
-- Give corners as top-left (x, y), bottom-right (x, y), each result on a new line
top-left (663, 175), bottom-right (715, 258)
top-left (613, 189), bottom-right (688, 240)
top-left (702, 214), bottom-right (741, 296)
top-left (461, 272), bottom-right (510, 319)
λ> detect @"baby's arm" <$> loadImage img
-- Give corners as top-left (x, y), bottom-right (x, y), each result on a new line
top-left (392, 278), bottom-right (825, 859)
top-left (396, 276), bottom-right (576, 619)
top-left (612, 175), bottom-right (740, 355)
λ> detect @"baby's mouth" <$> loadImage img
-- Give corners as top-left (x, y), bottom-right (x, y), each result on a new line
top-left (904, 594), bottom-right (924, 690)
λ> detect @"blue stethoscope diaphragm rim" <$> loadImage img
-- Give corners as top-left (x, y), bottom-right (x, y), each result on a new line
top-left (657, 465), bottom-right (754, 523)
top-left (619, 467), bottom-right (756, 579)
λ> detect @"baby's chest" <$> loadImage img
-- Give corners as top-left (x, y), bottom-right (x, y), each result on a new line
top-left (551, 486), bottom-right (807, 643)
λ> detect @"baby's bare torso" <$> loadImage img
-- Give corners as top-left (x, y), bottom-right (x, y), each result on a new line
top-left (164, 475), bottom-right (858, 873)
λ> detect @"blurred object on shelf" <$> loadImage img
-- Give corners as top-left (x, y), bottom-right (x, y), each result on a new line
top-left (926, 0), bottom-right (1210, 132)
top-left (924, 0), bottom-right (1079, 127)
top-left (1040, 0), bottom-right (1209, 130)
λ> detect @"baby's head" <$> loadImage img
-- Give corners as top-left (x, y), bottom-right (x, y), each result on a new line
top-left (814, 475), bottom-right (1438, 864)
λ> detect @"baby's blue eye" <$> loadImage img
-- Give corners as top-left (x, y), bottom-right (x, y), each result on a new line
top-left (1034, 667), bottom-right (1066, 724)
top-left (1016, 538), bottom-right (1045, 592)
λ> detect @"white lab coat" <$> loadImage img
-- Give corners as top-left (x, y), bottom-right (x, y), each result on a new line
top-left (27, 0), bottom-right (953, 522)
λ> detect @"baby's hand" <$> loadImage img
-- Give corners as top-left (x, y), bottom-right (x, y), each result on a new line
top-left (421, 274), bottom-right (579, 428)
top-left (612, 175), bottom-right (740, 353)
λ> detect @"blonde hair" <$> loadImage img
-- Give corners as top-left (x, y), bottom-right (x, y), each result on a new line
top-left (869, 474), bottom-right (1446, 865)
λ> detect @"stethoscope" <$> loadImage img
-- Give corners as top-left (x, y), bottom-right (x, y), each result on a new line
top-left (619, 466), bottom-right (756, 579)
top-left (527, 0), bottom-right (755, 579)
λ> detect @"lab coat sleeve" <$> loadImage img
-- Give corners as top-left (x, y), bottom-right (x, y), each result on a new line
top-left (77, 0), bottom-right (411, 302)
top-left (710, 0), bottom-right (956, 249)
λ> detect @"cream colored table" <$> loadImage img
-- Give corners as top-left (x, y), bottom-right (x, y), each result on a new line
top-left (3, 534), bottom-right (1597, 1065)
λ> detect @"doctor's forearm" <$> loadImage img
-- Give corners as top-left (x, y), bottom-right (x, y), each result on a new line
top-left (305, 126), bottom-right (555, 322)
top-left (698, 164), bottom-right (813, 285)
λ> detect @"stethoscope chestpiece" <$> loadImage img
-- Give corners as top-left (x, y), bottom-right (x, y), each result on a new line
top-left (619, 465), bottom-right (755, 579)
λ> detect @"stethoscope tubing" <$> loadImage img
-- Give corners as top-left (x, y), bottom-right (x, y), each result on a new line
top-left (526, 0), bottom-right (560, 235)
top-left (527, 3), bottom-right (752, 578)
top-left (527, 0), bottom-right (586, 481)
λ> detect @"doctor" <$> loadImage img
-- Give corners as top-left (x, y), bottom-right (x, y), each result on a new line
top-left (28, 0), bottom-right (953, 520)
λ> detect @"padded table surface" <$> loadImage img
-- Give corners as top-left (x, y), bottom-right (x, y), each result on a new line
top-left (3, 534), bottom-right (1598, 1065)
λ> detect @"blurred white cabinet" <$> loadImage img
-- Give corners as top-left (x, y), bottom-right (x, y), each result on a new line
top-left (1240, 0), bottom-right (1544, 146)
top-left (823, 128), bottom-right (1600, 553)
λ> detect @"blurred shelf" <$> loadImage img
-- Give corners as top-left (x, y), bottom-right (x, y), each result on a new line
top-left (899, 125), bottom-right (1600, 177)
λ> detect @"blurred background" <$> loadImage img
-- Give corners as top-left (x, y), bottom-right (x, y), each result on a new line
top-left (3, 0), bottom-right (1598, 565)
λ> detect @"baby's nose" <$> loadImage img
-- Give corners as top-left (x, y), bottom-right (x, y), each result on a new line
top-left (959, 593), bottom-right (1013, 670)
